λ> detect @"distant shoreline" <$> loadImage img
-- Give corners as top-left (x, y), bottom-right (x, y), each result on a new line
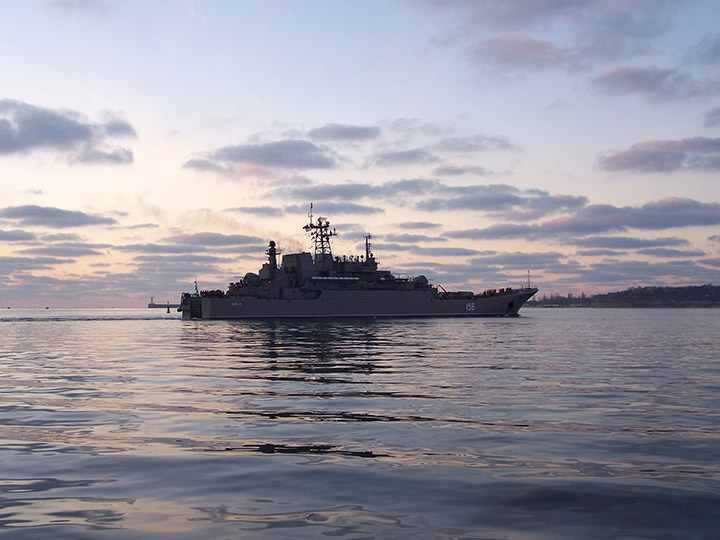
top-left (527, 284), bottom-right (720, 309)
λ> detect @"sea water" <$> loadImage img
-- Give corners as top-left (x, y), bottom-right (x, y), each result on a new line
top-left (1, 308), bottom-right (718, 539)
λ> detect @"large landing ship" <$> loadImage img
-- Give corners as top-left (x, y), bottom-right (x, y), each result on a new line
top-left (179, 210), bottom-right (537, 319)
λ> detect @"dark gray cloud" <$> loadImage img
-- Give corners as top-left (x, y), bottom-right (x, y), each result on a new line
top-left (0, 255), bottom-right (74, 276)
top-left (307, 123), bottom-right (380, 141)
top-left (598, 136), bottom-right (720, 173)
top-left (278, 180), bottom-right (586, 222)
top-left (18, 245), bottom-right (104, 257)
top-left (162, 232), bottom-right (264, 246)
top-left (186, 140), bottom-right (337, 172)
top-left (71, 145), bottom-right (133, 164)
top-left (565, 259), bottom-right (720, 285)
top-left (700, 257), bottom-right (720, 267)
top-left (283, 202), bottom-right (383, 215)
top-left (704, 107), bottom-right (720, 128)
top-left (686, 32), bottom-right (720, 64)
top-left (0, 229), bottom-right (36, 242)
top-left (576, 248), bottom-right (624, 257)
top-left (444, 222), bottom-right (533, 239)
top-left (40, 232), bottom-right (84, 242)
top-left (445, 198), bottom-right (720, 239)
top-left (373, 148), bottom-right (440, 166)
top-left (182, 158), bottom-right (231, 174)
top-left (0, 205), bottom-right (117, 228)
top-left (0, 99), bottom-right (135, 164)
top-left (397, 221), bottom-right (442, 230)
top-left (279, 179), bottom-right (441, 202)
top-left (471, 251), bottom-right (567, 271)
top-left (466, 32), bottom-right (581, 71)
top-left (636, 248), bottom-right (706, 258)
top-left (709, 234), bottom-right (720, 243)
top-left (417, 184), bottom-right (586, 219)
top-left (591, 66), bottom-right (719, 101)
top-left (568, 235), bottom-right (689, 249)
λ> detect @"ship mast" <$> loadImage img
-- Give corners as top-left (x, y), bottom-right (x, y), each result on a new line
top-left (303, 203), bottom-right (336, 261)
top-left (364, 233), bottom-right (373, 261)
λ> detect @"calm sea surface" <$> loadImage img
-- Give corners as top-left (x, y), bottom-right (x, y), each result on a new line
top-left (1, 308), bottom-right (718, 539)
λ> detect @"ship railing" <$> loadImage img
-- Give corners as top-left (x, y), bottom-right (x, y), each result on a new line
top-left (310, 276), bottom-right (360, 281)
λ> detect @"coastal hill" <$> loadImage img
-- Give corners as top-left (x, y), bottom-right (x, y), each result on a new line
top-left (527, 284), bottom-right (720, 308)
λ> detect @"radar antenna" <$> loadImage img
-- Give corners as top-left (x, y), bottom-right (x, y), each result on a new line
top-left (303, 203), bottom-right (336, 260)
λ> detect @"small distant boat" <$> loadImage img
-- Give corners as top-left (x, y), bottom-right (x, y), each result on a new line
top-left (179, 208), bottom-right (537, 319)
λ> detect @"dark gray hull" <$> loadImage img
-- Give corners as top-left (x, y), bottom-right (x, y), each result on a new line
top-left (182, 287), bottom-right (537, 319)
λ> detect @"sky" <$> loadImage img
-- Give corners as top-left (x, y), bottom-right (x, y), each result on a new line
top-left (1, 0), bottom-right (720, 307)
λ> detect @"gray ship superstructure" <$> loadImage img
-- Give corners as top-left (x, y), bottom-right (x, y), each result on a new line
top-left (179, 211), bottom-right (537, 319)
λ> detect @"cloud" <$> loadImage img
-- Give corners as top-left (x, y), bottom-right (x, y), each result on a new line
top-left (397, 221), bottom-right (442, 230)
top-left (704, 107), bottom-right (720, 128)
top-left (417, 184), bottom-right (586, 219)
top-left (45, 0), bottom-right (109, 17)
top-left (182, 158), bottom-right (230, 174)
top-left (635, 248), bottom-right (706, 258)
top-left (279, 179), bottom-right (441, 202)
top-left (417, 0), bottom-right (588, 29)
top-left (131, 254), bottom-right (236, 264)
top-left (225, 206), bottom-right (285, 217)
top-left (568, 236), bottom-right (689, 249)
top-left (466, 32), bottom-right (581, 71)
top-left (186, 140), bottom-right (337, 172)
top-left (598, 137), bottom-right (720, 173)
top-left (0, 205), bottom-right (117, 228)
top-left (433, 165), bottom-right (498, 176)
top-left (445, 198), bottom-right (720, 239)
top-left (419, 1), bottom-right (678, 71)
top-left (0, 229), bottom-right (36, 242)
top-left (444, 223), bottom-right (533, 239)
top-left (373, 148), bottom-right (440, 166)
top-left (416, 246), bottom-right (480, 257)
top-left (591, 66), bottom-right (719, 101)
top-left (18, 245), bottom-right (104, 257)
top-left (384, 233), bottom-right (447, 243)
top-left (0, 255), bottom-right (74, 276)
top-left (576, 249), bottom-right (624, 257)
top-left (307, 123), bottom-right (380, 141)
top-left (436, 134), bottom-right (517, 152)
top-left (162, 232), bottom-right (264, 246)
top-left (443, 197), bottom-right (720, 239)
top-left (700, 257), bottom-right (720, 268)
top-left (283, 202), bottom-right (383, 215)
top-left (116, 243), bottom-right (208, 254)
top-left (686, 32), bottom-right (720, 65)
top-left (71, 145), bottom-right (133, 164)
top-left (0, 99), bottom-right (135, 163)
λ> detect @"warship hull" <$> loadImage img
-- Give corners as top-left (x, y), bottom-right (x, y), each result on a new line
top-left (179, 210), bottom-right (538, 320)
top-left (182, 287), bottom-right (537, 319)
